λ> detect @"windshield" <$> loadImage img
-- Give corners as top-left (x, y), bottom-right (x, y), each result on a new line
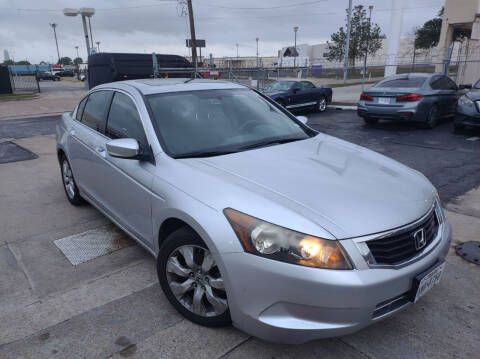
top-left (264, 81), bottom-right (295, 92)
top-left (147, 89), bottom-right (313, 158)
top-left (374, 78), bottom-right (425, 88)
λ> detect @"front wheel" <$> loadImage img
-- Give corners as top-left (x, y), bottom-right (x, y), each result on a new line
top-left (363, 117), bottom-right (378, 125)
top-left (157, 227), bottom-right (230, 327)
top-left (317, 96), bottom-right (327, 112)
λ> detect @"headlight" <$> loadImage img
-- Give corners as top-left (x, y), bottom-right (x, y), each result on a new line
top-left (224, 208), bottom-right (352, 269)
top-left (458, 95), bottom-right (474, 107)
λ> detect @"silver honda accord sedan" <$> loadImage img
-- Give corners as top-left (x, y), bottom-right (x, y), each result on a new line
top-left (56, 79), bottom-right (451, 344)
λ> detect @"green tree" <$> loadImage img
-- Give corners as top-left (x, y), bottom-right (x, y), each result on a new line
top-left (73, 57), bottom-right (83, 65)
top-left (58, 57), bottom-right (73, 65)
top-left (2, 59), bottom-right (15, 65)
top-left (327, 5), bottom-right (383, 67)
top-left (15, 60), bottom-right (31, 65)
top-left (414, 8), bottom-right (444, 49)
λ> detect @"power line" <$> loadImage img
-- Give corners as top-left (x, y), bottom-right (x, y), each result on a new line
top-left (197, 0), bottom-right (326, 10)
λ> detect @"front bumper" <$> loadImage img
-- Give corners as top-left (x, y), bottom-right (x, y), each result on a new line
top-left (456, 104), bottom-right (480, 127)
top-left (221, 219), bottom-right (451, 344)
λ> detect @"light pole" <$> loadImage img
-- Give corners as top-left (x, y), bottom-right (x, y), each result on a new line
top-left (63, 8), bottom-right (95, 59)
top-left (96, 41), bottom-right (100, 52)
top-left (343, 0), bottom-right (353, 83)
top-left (75, 46), bottom-right (79, 59)
top-left (49, 23), bottom-right (60, 63)
top-left (293, 26), bottom-right (299, 68)
top-left (236, 43), bottom-right (239, 58)
top-left (361, 5), bottom-right (374, 92)
top-left (256, 37), bottom-right (259, 68)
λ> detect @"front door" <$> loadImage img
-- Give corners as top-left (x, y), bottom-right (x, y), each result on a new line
top-left (92, 91), bottom-right (155, 246)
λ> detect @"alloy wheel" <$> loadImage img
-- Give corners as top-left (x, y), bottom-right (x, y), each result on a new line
top-left (165, 245), bottom-right (227, 317)
top-left (318, 97), bottom-right (327, 112)
top-left (62, 160), bottom-right (75, 199)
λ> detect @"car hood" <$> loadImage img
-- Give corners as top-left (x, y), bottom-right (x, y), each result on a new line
top-left (466, 88), bottom-right (480, 101)
top-left (181, 134), bottom-right (435, 239)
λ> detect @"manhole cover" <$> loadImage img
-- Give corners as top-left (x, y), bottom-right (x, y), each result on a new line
top-left (0, 141), bottom-right (38, 164)
top-left (456, 241), bottom-right (480, 265)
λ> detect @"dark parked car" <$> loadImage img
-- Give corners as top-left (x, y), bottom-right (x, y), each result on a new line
top-left (264, 80), bottom-right (332, 113)
top-left (56, 70), bottom-right (75, 77)
top-left (455, 80), bottom-right (480, 131)
top-left (36, 71), bottom-right (60, 81)
top-left (357, 73), bottom-right (460, 128)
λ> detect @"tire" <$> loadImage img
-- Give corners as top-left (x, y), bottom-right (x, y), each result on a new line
top-left (424, 105), bottom-right (439, 129)
top-left (317, 96), bottom-right (328, 113)
top-left (157, 227), bottom-right (231, 327)
top-left (454, 122), bottom-right (465, 132)
top-left (60, 155), bottom-right (84, 206)
top-left (363, 117), bottom-right (378, 125)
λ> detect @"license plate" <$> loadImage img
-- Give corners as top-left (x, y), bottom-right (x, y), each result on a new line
top-left (413, 261), bottom-right (445, 303)
top-left (377, 97), bottom-right (390, 105)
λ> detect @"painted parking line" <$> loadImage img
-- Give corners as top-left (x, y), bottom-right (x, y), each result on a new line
top-left (54, 224), bottom-right (135, 265)
top-left (466, 137), bottom-right (480, 141)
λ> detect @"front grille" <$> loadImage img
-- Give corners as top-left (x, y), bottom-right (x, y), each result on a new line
top-left (366, 210), bottom-right (439, 265)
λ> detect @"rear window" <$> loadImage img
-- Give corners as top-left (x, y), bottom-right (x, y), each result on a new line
top-left (375, 78), bottom-right (425, 88)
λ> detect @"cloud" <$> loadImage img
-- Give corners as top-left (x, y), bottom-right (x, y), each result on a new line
top-left (0, 0), bottom-right (444, 64)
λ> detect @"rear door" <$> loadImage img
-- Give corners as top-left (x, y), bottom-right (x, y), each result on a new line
top-left (92, 91), bottom-right (155, 245)
top-left (67, 90), bottom-right (112, 199)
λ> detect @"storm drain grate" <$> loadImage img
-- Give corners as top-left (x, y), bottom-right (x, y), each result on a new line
top-left (456, 241), bottom-right (480, 265)
top-left (54, 224), bottom-right (135, 266)
top-left (0, 141), bottom-right (38, 164)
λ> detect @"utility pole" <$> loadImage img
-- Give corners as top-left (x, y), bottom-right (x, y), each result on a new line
top-left (343, 0), bottom-right (353, 83)
top-left (362, 5), bottom-right (374, 92)
top-left (96, 41), bottom-right (100, 52)
top-left (293, 26), bottom-right (299, 68)
top-left (256, 37), bottom-right (259, 67)
top-left (75, 46), bottom-right (79, 59)
top-left (186, 0), bottom-right (198, 68)
top-left (49, 23), bottom-right (60, 63)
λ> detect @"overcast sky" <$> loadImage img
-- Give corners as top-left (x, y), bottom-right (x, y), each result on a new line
top-left (1, 0), bottom-right (444, 64)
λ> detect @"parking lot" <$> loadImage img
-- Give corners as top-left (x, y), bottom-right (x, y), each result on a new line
top-left (0, 109), bottom-right (479, 358)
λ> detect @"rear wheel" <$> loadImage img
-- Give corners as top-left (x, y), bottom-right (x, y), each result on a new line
top-left (60, 156), bottom-right (84, 206)
top-left (424, 105), bottom-right (439, 129)
top-left (317, 96), bottom-right (327, 112)
top-left (157, 227), bottom-right (230, 327)
top-left (363, 117), bottom-right (378, 125)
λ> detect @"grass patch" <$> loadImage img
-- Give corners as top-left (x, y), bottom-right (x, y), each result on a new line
top-left (0, 93), bottom-right (39, 102)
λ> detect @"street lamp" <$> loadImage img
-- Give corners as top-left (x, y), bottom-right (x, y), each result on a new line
top-left (75, 46), bottom-right (79, 59)
top-left (63, 7), bottom-right (95, 59)
top-left (361, 5), bottom-right (374, 92)
top-left (49, 23), bottom-right (60, 63)
top-left (96, 41), bottom-right (101, 52)
top-left (236, 43), bottom-right (239, 58)
top-left (293, 26), bottom-right (299, 68)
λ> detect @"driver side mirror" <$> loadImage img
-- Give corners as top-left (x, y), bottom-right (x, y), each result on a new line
top-left (296, 116), bottom-right (308, 125)
top-left (106, 138), bottom-right (140, 159)
top-left (458, 84), bottom-right (472, 90)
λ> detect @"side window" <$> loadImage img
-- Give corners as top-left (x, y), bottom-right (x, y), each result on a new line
top-left (76, 97), bottom-right (87, 122)
top-left (300, 82), bottom-right (315, 90)
top-left (106, 92), bottom-right (148, 149)
top-left (81, 91), bottom-right (111, 132)
top-left (430, 76), bottom-right (442, 90)
top-left (443, 77), bottom-right (457, 90)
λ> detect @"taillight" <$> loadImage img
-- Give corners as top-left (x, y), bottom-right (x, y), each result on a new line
top-left (360, 93), bottom-right (374, 101)
top-left (396, 93), bottom-right (423, 102)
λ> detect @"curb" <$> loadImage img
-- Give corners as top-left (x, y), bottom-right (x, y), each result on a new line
top-left (0, 111), bottom-right (70, 121)
top-left (327, 104), bottom-right (357, 111)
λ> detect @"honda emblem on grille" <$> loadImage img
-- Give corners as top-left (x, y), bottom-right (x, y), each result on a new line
top-left (413, 228), bottom-right (426, 250)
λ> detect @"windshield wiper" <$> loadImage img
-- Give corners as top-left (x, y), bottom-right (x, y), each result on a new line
top-left (175, 150), bottom-right (238, 159)
top-left (238, 137), bottom-right (305, 151)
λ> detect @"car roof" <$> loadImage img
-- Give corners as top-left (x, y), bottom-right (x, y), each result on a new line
top-left (384, 73), bottom-right (438, 80)
top-left (93, 78), bottom-right (247, 95)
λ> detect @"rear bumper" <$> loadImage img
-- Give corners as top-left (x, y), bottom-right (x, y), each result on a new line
top-left (357, 102), bottom-right (426, 122)
top-left (221, 220), bottom-right (451, 344)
